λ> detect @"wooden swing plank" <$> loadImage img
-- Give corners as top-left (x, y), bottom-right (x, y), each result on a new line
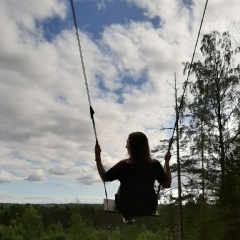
top-left (103, 199), bottom-right (159, 216)
top-left (104, 199), bottom-right (120, 213)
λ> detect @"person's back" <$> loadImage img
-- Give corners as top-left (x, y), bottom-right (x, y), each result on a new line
top-left (115, 160), bottom-right (160, 217)
top-left (95, 131), bottom-right (172, 224)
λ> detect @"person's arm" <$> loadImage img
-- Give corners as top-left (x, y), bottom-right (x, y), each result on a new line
top-left (161, 151), bottom-right (172, 188)
top-left (95, 143), bottom-right (108, 182)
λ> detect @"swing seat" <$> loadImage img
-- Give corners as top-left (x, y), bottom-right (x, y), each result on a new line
top-left (103, 199), bottom-right (159, 217)
top-left (104, 199), bottom-right (120, 213)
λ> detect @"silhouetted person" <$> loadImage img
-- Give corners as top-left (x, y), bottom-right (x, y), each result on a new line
top-left (95, 132), bottom-right (171, 224)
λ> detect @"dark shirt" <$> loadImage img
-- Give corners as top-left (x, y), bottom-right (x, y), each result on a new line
top-left (105, 159), bottom-right (168, 216)
top-left (105, 159), bottom-right (167, 183)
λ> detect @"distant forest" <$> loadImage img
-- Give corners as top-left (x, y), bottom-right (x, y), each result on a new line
top-left (0, 200), bottom-right (238, 240)
top-left (1, 30), bottom-right (240, 240)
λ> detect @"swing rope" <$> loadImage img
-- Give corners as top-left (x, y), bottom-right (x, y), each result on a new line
top-left (69, 0), bottom-right (109, 209)
top-left (69, 0), bottom-right (208, 211)
top-left (168, 0), bottom-right (209, 151)
top-left (157, 0), bottom-right (209, 199)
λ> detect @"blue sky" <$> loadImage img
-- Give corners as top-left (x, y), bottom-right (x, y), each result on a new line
top-left (73, 0), bottom-right (160, 35)
top-left (43, 1), bottom-right (161, 41)
top-left (0, 0), bottom-right (240, 204)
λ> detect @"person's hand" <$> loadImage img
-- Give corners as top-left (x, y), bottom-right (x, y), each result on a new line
top-left (165, 151), bottom-right (171, 162)
top-left (95, 143), bottom-right (101, 161)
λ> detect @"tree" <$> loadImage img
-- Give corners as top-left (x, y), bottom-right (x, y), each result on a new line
top-left (0, 225), bottom-right (24, 240)
top-left (19, 205), bottom-right (43, 239)
top-left (183, 30), bottom-right (240, 239)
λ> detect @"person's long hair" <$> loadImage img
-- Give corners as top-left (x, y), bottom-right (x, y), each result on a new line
top-left (128, 132), bottom-right (152, 163)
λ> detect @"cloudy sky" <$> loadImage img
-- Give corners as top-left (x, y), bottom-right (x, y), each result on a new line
top-left (0, 0), bottom-right (239, 204)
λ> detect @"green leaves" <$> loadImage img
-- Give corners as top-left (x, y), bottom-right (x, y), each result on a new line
top-left (181, 30), bottom-right (240, 238)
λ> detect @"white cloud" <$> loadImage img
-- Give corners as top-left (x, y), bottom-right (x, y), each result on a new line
top-left (25, 169), bottom-right (46, 182)
top-left (0, 0), bottom-right (239, 202)
top-left (0, 192), bottom-right (103, 204)
top-left (0, 0), bottom-right (66, 32)
top-left (76, 174), bottom-right (98, 185)
top-left (48, 166), bottom-right (75, 176)
top-left (75, 165), bottom-right (101, 185)
top-left (0, 170), bottom-right (18, 183)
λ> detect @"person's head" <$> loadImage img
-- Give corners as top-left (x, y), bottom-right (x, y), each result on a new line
top-left (126, 132), bottom-right (152, 163)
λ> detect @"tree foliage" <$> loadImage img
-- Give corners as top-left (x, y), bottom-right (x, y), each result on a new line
top-left (153, 30), bottom-right (240, 240)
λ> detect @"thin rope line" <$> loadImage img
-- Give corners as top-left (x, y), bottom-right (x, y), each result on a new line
top-left (69, 0), bottom-right (91, 106)
top-left (104, 182), bottom-right (109, 210)
top-left (69, 0), bottom-right (98, 143)
top-left (168, 0), bottom-right (209, 151)
top-left (69, 0), bottom-right (108, 207)
top-left (159, 0), bottom-right (209, 203)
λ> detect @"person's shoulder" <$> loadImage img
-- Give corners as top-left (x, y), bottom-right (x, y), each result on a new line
top-left (120, 158), bottom-right (133, 164)
top-left (118, 159), bottom-right (129, 165)
top-left (151, 159), bottom-right (162, 167)
top-left (114, 159), bottom-right (130, 170)
top-left (151, 159), bottom-right (160, 164)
